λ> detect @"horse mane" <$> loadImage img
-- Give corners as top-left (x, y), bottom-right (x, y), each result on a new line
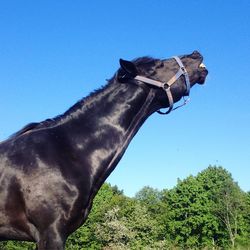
top-left (10, 80), bottom-right (115, 139)
top-left (133, 56), bottom-right (157, 65)
top-left (10, 122), bottom-right (41, 138)
top-left (9, 56), bottom-right (159, 139)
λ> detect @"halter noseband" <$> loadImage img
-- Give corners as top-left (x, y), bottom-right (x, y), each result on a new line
top-left (134, 56), bottom-right (190, 115)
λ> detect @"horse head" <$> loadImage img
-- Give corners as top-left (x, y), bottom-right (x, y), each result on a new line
top-left (117, 51), bottom-right (208, 113)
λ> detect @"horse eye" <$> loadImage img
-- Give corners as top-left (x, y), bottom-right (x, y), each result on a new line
top-left (149, 69), bottom-right (156, 75)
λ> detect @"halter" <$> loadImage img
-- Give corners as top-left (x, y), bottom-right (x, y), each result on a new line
top-left (134, 56), bottom-right (190, 115)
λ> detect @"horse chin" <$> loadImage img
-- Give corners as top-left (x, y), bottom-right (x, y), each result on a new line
top-left (197, 78), bottom-right (206, 85)
top-left (197, 69), bottom-right (208, 84)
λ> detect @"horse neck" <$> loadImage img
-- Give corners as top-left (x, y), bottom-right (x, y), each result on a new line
top-left (59, 80), bottom-right (155, 190)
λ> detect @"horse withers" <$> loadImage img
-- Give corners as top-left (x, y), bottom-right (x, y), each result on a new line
top-left (0, 51), bottom-right (208, 249)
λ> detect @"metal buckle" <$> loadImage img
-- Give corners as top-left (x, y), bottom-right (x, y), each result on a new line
top-left (163, 83), bottom-right (170, 90)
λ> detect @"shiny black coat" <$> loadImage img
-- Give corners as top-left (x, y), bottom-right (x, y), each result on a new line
top-left (0, 51), bottom-right (208, 249)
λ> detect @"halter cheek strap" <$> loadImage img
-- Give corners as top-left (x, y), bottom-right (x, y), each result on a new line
top-left (134, 56), bottom-right (190, 115)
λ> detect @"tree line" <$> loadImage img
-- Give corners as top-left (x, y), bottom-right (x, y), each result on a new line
top-left (1, 165), bottom-right (249, 249)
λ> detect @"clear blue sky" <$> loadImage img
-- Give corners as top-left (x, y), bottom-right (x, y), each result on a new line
top-left (1, 1), bottom-right (249, 197)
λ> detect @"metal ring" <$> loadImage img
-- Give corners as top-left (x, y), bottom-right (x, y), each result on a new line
top-left (163, 83), bottom-right (169, 90)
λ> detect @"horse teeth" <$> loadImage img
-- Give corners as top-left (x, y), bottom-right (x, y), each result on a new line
top-left (199, 63), bottom-right (206, 68)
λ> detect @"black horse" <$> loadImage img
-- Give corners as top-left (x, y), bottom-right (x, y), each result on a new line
top-left (0, 51), bottom-right (208, 249)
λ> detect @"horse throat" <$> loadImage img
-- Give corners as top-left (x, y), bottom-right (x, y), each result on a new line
top-left (92, 88), bottom-right (156, 192)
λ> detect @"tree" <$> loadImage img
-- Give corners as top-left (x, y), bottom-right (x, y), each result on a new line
top-left (94, 194), bottom-right (166, 249)
top-left (213, 178), bottom-right (244, 248)
top-left (197, 166), bottom-right (246, 248)
top-left (125, 202), bottom-right (160, 249)
top-left (240, 192), bottom-right (250, 247)
top-left (162, 175), bottom-right (219, 249)
top-left (161, 166), bottom-right (248, 249)
top-left (135, 186), bottom-right (164, 217)
top-left (95, 206), bottom-right (133, 249)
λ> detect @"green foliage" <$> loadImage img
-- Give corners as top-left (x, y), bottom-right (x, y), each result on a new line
top-left (163, 175), bottom-right (217, 248)
top-left (161, 166), bottom-right (250, 249)
top-left (95, 206), bottom-right (133, 248)
top-left (0, 241), bottom-right (35, 250)
top-left (197, 166), bottom-right (247, 248)
top-left (135, 186), bottom-right (164, 217)
top-left (1, 166), bottom-right (250, 250)
top-left (237, 191), bottom-right (250, 248)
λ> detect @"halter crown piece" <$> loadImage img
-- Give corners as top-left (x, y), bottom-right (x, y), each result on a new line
top-left (134, 56), bottom-right (191, 115)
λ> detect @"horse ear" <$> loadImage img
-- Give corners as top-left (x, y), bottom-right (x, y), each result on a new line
top-left (119, 59), bottom-right (138, 77)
